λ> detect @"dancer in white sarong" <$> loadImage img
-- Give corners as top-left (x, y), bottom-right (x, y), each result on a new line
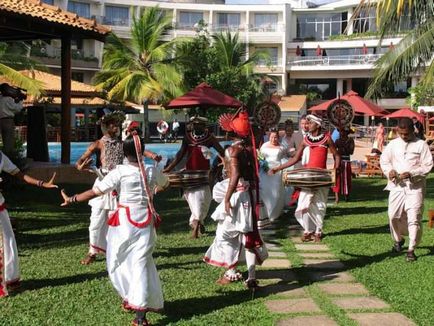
top-left (258, 130), bottom-right (285, 228)
top-left (271, 115), bottom-right (340, 242)
top-left (0, 151), bottom-right (57, 297)
top-left (62, 135), bottom-right (168, 326)
top-left (164, 116), bottom-right (224, 238)
top-left (204, 110), bottom-right (268, 289)
top-left (380, 117), bottom-right (433, 262)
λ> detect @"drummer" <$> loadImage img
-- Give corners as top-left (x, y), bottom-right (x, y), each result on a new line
top-left (271, 114), bottom-right (340, 242)
top-left (163, 116), bottom-right (224, 238)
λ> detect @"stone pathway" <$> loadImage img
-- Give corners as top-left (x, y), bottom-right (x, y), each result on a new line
top-left (258, 226), bottom-right (415, 326)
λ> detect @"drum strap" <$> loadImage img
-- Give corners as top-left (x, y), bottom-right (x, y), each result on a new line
top-left (132, 134), bottom-right (161, 228)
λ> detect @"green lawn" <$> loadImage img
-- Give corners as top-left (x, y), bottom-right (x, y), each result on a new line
top-left (0, 175), bottom-right (433, 325)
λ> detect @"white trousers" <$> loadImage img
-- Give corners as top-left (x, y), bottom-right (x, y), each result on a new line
top-left (0, 209), bottom-right (20, 295)
top-left (295, 187), bottom-right (329, 234)
top-left (388, 190), bottom-right (423, 251)
top-left (184, 185), bottom-right (211, 225)
top-left (88, 207), bottom-right (109, 255)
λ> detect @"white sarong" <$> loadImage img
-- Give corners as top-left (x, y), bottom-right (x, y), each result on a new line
top-left (184, 185), bottom-right (211, 225)
top-left (295, 187), bottom-right (329, 234)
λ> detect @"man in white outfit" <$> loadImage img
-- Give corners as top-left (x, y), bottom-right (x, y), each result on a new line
top-left (380, 117), bottom-right (433, 262)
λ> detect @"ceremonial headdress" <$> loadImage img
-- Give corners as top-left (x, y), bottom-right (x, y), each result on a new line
top-left (306, 114), bottom-right (322, 126)
top-left (189, 115), bottom-right (208, 124)
top-left (218, 109), bottom-right (250, 138)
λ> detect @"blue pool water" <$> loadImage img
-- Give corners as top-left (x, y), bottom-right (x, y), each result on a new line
top-left (42, 142), bottom-right (229, 164)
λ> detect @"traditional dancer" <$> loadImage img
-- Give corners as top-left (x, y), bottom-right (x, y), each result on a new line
top-left (332, 128), bottom-right (355, 203)
top-left (271, 114), bottom-right (340, 242)
top-left (380, 118), bottom-right (433, 262)
top-left (75, 111), bottom-right (125, 265)
top-left (258, 130), bottom-right (285, 228)
top-left (163, 116), bottom-right (224, 238)
top-left (0, 151), bottom-right (57, 297)
top-left (204, 110), bottom-right (268, 289)
top-left (62, 134), bottom-right (168, 326)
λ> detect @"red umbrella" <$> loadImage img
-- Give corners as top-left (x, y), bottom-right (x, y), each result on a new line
top-left (385, 108), bottom-right (425, 122)
top-left (165, 82), bottom-right (243, 109)
top-left (309, 90), bottom-right (387, 116)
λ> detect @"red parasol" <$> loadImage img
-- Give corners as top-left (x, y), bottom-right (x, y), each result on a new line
top-left (384, 108), bottom-right (425, 122)
top-left (309, 90), bottom-right (388, 117)
top-left (165, 82), bottom-right (243, 109)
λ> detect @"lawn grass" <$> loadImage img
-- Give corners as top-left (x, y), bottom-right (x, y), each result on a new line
top-left (0, 175), bottom-right (433, 325)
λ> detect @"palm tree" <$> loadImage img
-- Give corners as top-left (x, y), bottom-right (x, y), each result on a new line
top-left (360, 0), bottom-right (434, 98)
top-left (0, 42), bottom-right (43, 96)
top-left (94, 7), bottom-right (183, 139)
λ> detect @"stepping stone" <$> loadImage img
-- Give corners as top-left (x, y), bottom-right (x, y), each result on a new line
top-left (277, 315), bottom-right (338, 326)
top-left (266, 243), bottom-right (281, 251)
top-left (269, 251), bottom-right (287, 258)
top-left (303, 259), bottom-right (345, 270)
top-left (264, 298), bottom-right (321, 313)
top-left (256, 269), bottom-right (297, 282)
top-left (318, 283), bottom-right (368, 295)
top-left (307, 271), bottom-right (355, 283)
top-left (348, 312), bottom-right (415, 326)
top-left (300, 252), bottom-right (335, 259)
top-left (260, 258), bottom-right (291, 269)
top-left (260, 283), bottom-right (307, 298)
top-left (295, 244), bottom-right (329, 251)
top-left (261, 229), bottom-right (277, 235)
top-left (333, 297), bottom-right (390, 310)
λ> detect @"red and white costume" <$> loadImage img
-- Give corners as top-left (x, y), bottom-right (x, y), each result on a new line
top-left (0, 151), bottom-right (21, 297)
top-left (183, 131), bottom-right (212, 226)
top-left (295, 133), bottom-right (330, 234)
top-left (94, 163), bottom-right (169, 311)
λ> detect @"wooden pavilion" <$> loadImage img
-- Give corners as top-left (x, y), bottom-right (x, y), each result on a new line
top-left (0, 0), bottom-right (110, 163)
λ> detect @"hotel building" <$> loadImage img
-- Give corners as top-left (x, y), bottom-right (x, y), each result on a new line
top-left (36, 0), bottom-right (418, 123)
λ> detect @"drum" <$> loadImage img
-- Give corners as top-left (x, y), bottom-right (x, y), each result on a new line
top-left (167, 170), bottom-right (210, 189)
top-left (282, 168), bottom-right (335, 188)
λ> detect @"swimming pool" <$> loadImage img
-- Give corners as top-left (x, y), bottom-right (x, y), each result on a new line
top-left (39, 142), bottom-right (229, 164)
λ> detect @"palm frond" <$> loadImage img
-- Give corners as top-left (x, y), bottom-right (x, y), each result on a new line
top-left (0, 63), bottom-right (43, 96)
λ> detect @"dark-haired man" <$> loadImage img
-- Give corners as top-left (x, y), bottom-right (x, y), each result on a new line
top-left (380, 117), bottom-right (433, 262)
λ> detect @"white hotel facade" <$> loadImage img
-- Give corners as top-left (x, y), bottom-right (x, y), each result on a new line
top-left (38, 0), bottom-right (416, 112)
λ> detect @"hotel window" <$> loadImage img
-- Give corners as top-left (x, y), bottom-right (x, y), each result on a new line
top-left (67, 1), bottom-right (90, 18)
top-left (253, 13), bottom-right (278, 31)
top-left (104, 6), bottom-right (130, 26)
top-left (353, 8), bottom-right (377, 33)
top-left (296, 12), bottom-right (347, 41)
top-left (42, 0), bottom-right (54, 4)
top-left (179, 11), bottom-right (204, 29)
top-left (257, 47), bottom-right (279, 65)
top-left (216, 13), bottom-right (241, 30)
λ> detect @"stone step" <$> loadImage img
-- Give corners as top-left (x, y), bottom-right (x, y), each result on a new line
top-left (265, 298), bottom-right (321, 313)
top-left (318, 283), bottom-right (369, 296)
top-left (332, 297), bottom-right (390, 310)
top-left (277, 316), bottom-right (338, 326)
top-left (348, 312), bottom-right (416, 326)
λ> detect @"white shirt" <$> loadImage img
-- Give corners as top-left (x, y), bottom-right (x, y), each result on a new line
top-left (94, 164), bottom-right (169, 206)
top-left (380, 137), bottom-right (433, 193)
top-left (0, 95), bottom-right (23, 119)
top-left (172, 121), bottom-right (180, 130)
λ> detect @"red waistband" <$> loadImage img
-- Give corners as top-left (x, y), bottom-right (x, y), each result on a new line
top-left (0, 203), bottom-right (6, 211)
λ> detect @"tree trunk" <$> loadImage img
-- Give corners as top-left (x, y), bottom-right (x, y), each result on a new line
top-left (143, 100), bottom-right (150, 142)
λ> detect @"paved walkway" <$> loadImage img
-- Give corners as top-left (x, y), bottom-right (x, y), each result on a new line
top-left (256, 225), bottom-right (415, 326)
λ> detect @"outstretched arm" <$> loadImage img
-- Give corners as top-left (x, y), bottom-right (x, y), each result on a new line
top-left (14, 172), bottom-right (58, 189)
top-left (163, 140), bottom-right (188, 172)
top-left (61, 189), bottom-right (97, 206)
top-left (270, 142), bottom-right (305, 174)
top-left (76, 141), bottom-right (99, 171)
top-left (144, 150), bottom-right (162, 162)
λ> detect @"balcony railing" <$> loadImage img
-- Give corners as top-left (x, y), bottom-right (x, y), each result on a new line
top-left (30, 44), bottom-right (99, 63)
top-left (288, 54), bottom-right (382, 66)
top-left (174, 22), bottom-right (285, 33)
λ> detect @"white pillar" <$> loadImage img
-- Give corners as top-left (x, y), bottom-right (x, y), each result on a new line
top-left (245, 11), bottom-right (250, 59)
top-left (364, 115), bottom-right (369, 126)
top-left (336, 78), bottom-right (344, 97)
top-left (347, 7), bottom-right (354, 35)
top-left (346, 78), bottom-right (352, 92)
top-left (282, 74), bottom-right (288, 95)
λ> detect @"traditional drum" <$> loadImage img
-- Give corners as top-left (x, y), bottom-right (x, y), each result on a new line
top-left (282, 168), bottom-right (335, 188)
top-left (167, 170), bottom-right (210, 189)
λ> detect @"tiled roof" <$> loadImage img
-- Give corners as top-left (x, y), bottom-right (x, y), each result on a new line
top-left (0, 0), bottom-right (110, 36)
top-left (278, 95), bottom-right (307, 112)
top-left (0, 69), bottom-right (99, 95)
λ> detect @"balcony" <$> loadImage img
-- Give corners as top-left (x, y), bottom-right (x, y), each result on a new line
top-left (287, 54), bottom-right (382, 70)
top-left (254, 58), bottom-right (284, 73)
top-left (30, 45), bottom-right (99, 70)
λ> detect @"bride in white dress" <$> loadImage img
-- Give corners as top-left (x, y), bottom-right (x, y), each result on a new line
top-left (258, 130), bottom-right (285, 227)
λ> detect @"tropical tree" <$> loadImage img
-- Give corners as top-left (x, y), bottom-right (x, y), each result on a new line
top-left (94, 6), bottom-right (183, 138)
top-left (360, 0), bottom-right (434, 98)
top-left (0, 42), bottom-right (43, 96)
top-left (176, 24), bottom-right (271, 120)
